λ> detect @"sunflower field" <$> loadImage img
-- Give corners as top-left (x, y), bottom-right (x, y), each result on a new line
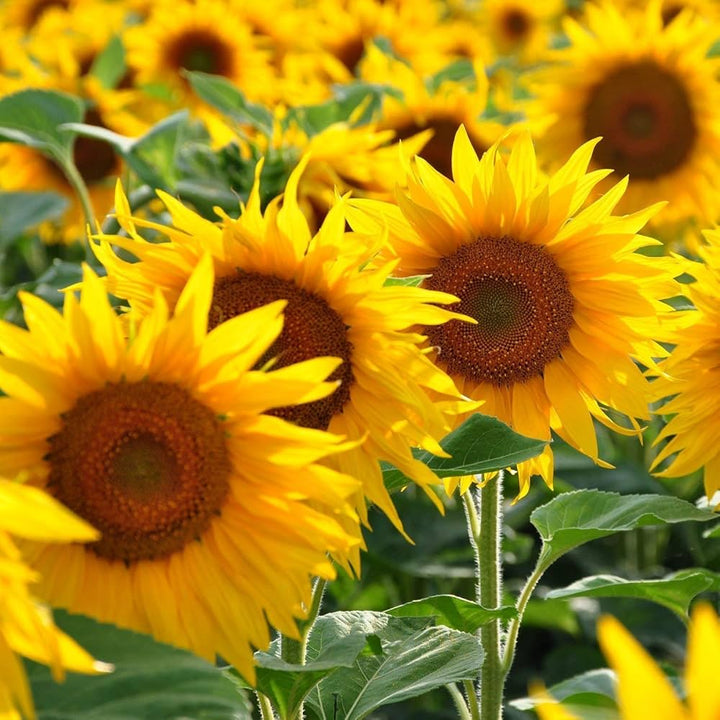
top-left (3, 0), bottom-right (720, 719)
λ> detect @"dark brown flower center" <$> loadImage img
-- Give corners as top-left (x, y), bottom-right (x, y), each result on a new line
top-left (583, 61), bottom-right (697, 180)
top-left (209, 271), bottom-right (354, 429)
top-left (394, 117), bottom-right (487, 178)
top-left (336, 36), bottom-right (365, 74)
top-left (424, 236), bottom-right (574, 386)
top-left (167, 29), bottom-right (234, 76)
top-left (47, 382), bottom-right (231, 563)
top-left (661, 3), bottom-right (684, 25)
top-left (502, 9), bottom-right (531, 42)
top-left (25, 0), bottom-right (68, 28)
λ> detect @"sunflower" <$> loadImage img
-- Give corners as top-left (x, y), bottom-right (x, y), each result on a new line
top-left (651, 230), bottom-right (720, 497)
top-left (527, 1), bottom-right (720, 234)
top-left (608, 0), bottom-right (720, 26)
top-left (360, 45), bottom-right (508, 179)
top-left (0, 257), bottom-right (364, 683)
top-left (347, 127), bottom-right (678, 498)
top-left (535, 603), bottom-right (720, 720)
top-left (123, 0), bottom-right (277, 108)
top-left (0, 477), bottom-right (108, 720)
top-left (93, 161), bottom-right (474, 546)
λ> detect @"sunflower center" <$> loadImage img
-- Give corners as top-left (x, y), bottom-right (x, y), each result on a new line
top-left (502, 9), bottom-right (531, 41)
top-left (394, 117), bottom-right (487, 178)
top-left (424, 236), bottom-right (574, 386)
top-left (168, 30), bottom-right (234, 76)
top-left (583, 61), bottom-right (696, 179)
top-left (47, 382), bottom-right (231, 563)
top-left (209, 271), bottom-right (354, 429)
top-left (336, 36), bottom-right (365, 73)
top-left (26, 0), bottom-right (68, 27)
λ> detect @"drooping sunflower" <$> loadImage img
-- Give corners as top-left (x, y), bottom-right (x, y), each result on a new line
top-left (93, 160), bottom-right (474, 543)
top-left (0, 477), bottom-right (108, 720)
top-left (528, 1), bottom-right (720, 233)
top-left (535, 603), bottom-right (720, 720)
top-left (360, 45), bottom-right (508, 179)
top-left (0, 257), bottom-right (363, 683)
top-left (348, 127), bottom-right (678, 498)
top-left (651, 230), bottom-right (720, 497)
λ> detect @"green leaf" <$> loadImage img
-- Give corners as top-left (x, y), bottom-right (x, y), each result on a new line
top-left (245, 632), bottom-right (368, 720)
top-left (531, 490), bottom-right (717, 566)
top-left (0, 89), bottom-right (84, 158)
top-left (510, 669), bottom-right (619, 720)
top-left (382, 275), bottom-right (429, 287)
top-left (27, 611), bottom-right (253, 720)
top-left (58, 123), bottom-right (133, 154)
top-left (382, 414), bottom-right (547, 492)
top-left (0, 191), bottom-right (68, 245)
top-left (387, 594), bottom-right (516, 633)
top-left (186, 72), bottom-right (274, 135)
top-left (522, 596), bottom-right (580, 636)
top-left (304, 611), bottom-right (482, 720)
top-left (426, 59), bottom-right (476, 94)
top-left (546, 569), bottom-right (720, 619)
top-left (89, 35), bottom-right (127, 89)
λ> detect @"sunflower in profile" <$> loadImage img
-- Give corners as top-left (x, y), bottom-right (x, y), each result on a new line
top-left (0, 257), bottom-right (363, 683)
top-left (348, 127), bottom-right (678, 498)
top-left (535, 603), bottom-right (720, 720)
top-left (93, 161), bottom-right (473, 544)
top-left (651, 230), bottom-right (720, 498)
top-left (123, 0), bottom-right (277, 108)
top-left (528, 2), bottom-right (720, 233)
top-left (360, 45), bottom-right (508, 179)
top-left (0, 477), bottom-right (108, 720)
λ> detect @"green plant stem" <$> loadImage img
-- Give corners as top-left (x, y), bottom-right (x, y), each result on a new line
top-left (463, 473), bottom-right (504, 720)
top-left (463, 678), bottom-right (481, 720)
top-left (280, 577), bottom-right (327, 665)
top-left (447, 683), bottom-right (473, 720)
top-left (257, 692), bottom-right (276, 720)
top-left (500, 558), bottom-right (547, 677)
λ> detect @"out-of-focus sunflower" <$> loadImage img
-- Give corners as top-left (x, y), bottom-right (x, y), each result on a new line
top-left (608, 0), bottom-right (720, 25)
top-left (360, 45), bottom-right (508, 179)
top-left (478, 0), bottom-right (563, 62)
top-left (528, 2), bottom-right (720, 235)
top-left (0, 258), bottom-right (363, 683)
top-left (651, 230), bottom-right (720, 497)
top-left (93, 161), bottom-right (473, 549)
top-left (348, 127), bottom-right (678, 498)
top-left (0, 0), bottom-right (88, 32)
top-left (535, 603), bottom-right (720, 720)
top-left (124, 0), bottom-right (277, 109)
top-left (0, 477), bottom-right (109, 720)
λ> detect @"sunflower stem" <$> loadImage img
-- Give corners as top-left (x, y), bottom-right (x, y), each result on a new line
top-left (56, 151), bottom-right (96, 262)
top-left (464, 473), bottom-right (504, 720)
top-left (463, 678), bottom-right (481, 720)
top-left (257, 692), bottom-right (276, 720)
top-left (446, 683), bottom-right (473, 720)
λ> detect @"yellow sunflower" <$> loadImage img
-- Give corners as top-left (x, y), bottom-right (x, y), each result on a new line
top-left (347, 127), bottom-right (678, 498)
top-left (607, 0), bottom-right (720, 26)
top-left (0, 477), bottom-right (108, 720)
top-left (651, 229), bottom-right (720, 497)
top-left (360, 45), bottom-right (508, 179)
top-left (535, 603), bottom-right (720, 720)
top-left (527, 1), bottom-right (720, 233)
top-left (0, 256), bottom-right (363, 683)
top-left (93, 160), bottom-right (474, 547)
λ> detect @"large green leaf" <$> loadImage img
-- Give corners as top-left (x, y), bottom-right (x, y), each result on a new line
top-left (546, 569), bottom-right (720, 619)
top-left (383, 414), bottom-right (547, 492)
top-left (531, 490), bottom-right (717, 566)
top-left (0, 192), bottom-right (68, 245)
top-left (304, 611), bottom-right (482, 720)
top-left (387, 594), bottom-right (516, 633)
top-left (0, 89), bottom-right (84, 158)
top-left (27, 611), bottom-right (253, 720)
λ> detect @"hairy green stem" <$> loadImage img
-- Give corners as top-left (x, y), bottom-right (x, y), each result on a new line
top-left (257, 692), bottom-right (276, 720)
top-left (463, 678), bottom-right (481, 720)
top-left (447, 683), bottom-right (473, 720)
top-left (57, 153), bottom-right (96, 262)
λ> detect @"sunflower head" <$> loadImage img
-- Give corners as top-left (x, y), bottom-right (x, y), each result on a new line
top-left (348, 125), bottom-right (680, 498)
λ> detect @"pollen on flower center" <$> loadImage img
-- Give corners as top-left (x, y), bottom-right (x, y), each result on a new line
top-left (209, 271), bottom-right (354, 429)
top-left (47, 382), bottom-right (231, 563)
top-left (424, 236), bottom-right (575, 386)
top-left (583, 61), bottom-right (696, 179)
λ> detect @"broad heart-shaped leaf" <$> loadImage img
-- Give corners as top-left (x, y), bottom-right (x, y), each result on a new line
top-left (0, 191), bottom-right (68, 245)
top-left (246, 631), bottom-right (369, 720)
top-left (546, 569), bottom-right (720, 619)
top-left (387, 594), bottom-right (516, 633)
top-left (186, 72), bottom-right (274, 135)
top-left (304, 611), bottom-right (483, 720)
top-left (531, 490), bottom-right (717, 566)
top-left (0, 89), bottom-right (83, 158)
top-left (27, 611), bottom-right (253, 720)
top-left (510, 669), bottom-right (619, 720)
top-left (383, 414), bottom-right (547, 493)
